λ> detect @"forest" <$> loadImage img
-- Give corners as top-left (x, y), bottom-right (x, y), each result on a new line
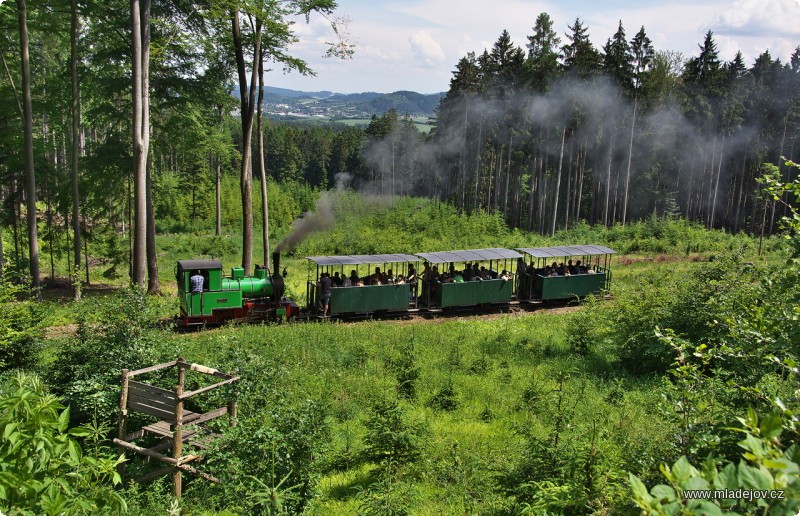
top-left (0, 0), bottom-right (799, 514)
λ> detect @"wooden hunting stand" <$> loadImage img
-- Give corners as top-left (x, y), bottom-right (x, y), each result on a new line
top-left (113, 357), bottom-right (239, 497)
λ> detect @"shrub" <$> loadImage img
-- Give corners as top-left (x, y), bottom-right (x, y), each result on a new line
top-left (363, 397), bottom-right (426, 465)
top-left (0, 372), bottom-right (127, 515)
top-left (0, 271), bottom-right (41, 371)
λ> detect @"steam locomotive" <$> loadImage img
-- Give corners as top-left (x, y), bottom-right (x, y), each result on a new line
top-left (176, 252), bottom-right (299, 327)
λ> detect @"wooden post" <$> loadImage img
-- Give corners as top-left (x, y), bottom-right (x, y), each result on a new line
top-left (228, 399), bottom-right (237, 429)
top-left (173, 358), bottom-right (186, 498)
top-left (117, 369), bottom-right (130, 478)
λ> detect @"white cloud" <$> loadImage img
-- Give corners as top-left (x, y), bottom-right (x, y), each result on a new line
top-left (408, 30), bottom-right (446, 67)
top-left (710, 0), bottom-right (800, 36)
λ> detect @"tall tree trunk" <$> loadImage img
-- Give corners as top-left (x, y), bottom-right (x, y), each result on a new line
top-left (18, 0), bottom-right (39, 296)
top-left (131, 0), bottom-right (151, 287)
top-left (576, 142), bottom-right (586, 223)
top-left (215, 155), bottom-right (222, 236)
top-left (473, 116), bottom-right (484, 212)
top-left (604, 136), bottom-right (613, 227)
top-left (257, 48), bottom-right (270, 269)
top-left (733, 152), bottom-right (746, 233)
top-left (551, 126), bottom-right (566, 236)
top-left (622, 96), bottom-right (637, 226)
top-left (710, 137), bottom-right (725, 229)
top-left (231, 11), bottom-right (262, 276)
top-left (146, 152), bottom-right (159, 293)
top-left (503, 133), bottom-right (512, 220)
top-left (71, 0), bottom-right (81, 299)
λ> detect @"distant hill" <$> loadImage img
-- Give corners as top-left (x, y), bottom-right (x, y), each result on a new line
top-left (255, 86), bottom-right (445, 119)
top-left (263, 86), bottom-right (334, 99)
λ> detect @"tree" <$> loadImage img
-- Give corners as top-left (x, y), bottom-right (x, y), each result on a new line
top-left (526, 12), bottom-right (561, 92)
top-left (70, 0), bottom-right (81, 300)
top-left (230, 0), bottom-right (350, 274)
top-left (17, 0), bottom-right (39, 295)
top-left (602, 20), bottom-right (633, 93)
top-left (561, 18), bottom-right (601, 78)
top-left (131, 0), bottom-right (150, 287)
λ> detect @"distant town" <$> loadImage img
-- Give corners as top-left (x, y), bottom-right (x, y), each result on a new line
top-left (260, 86), bottom-right (443, 125)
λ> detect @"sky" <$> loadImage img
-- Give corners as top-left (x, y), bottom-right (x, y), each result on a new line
top-left (264, 0), bottom-right (800, 94)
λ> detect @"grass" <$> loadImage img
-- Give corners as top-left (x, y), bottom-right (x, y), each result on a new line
top-left (151, 310), bottom-right (672, 513)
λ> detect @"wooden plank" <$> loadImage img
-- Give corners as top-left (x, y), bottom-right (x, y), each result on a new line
top-left (113, 438), bottom-right (178, 465)
top-left (189, 406), bottom-right (227, 426)
top-left (128, 361), bottom-right (177, 378)
top-left (128, 381), bottom-right (176, 402)
top-left (176, 361), bottom-right (233, 379)
top-left (180, 377), bottom-right (239, 400)
top-left (127, 392), bottom-right (175, 413)
top-left (128, 399), bottom-right (175, 422)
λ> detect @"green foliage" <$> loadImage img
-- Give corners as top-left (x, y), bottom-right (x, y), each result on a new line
top-left (630, 411), bottom-right (800, 515)
top-left (46, 287), bottom-right (162, 422)
top-left (427, 379), bottom-right (459, 412)
top-left (0, 272), bottom-right (42, 371)
top-left (0, 372), bottom-right (126, 515)
top-left (363, 397), bottom-right (426, 465)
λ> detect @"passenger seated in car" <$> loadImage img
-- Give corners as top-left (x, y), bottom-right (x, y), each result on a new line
top-left (350, 270), bottom-right (360, 284)
top-left (586, 265), bottom-right (596, 274)
top-left (342, 275), bottom-right (352, 287)
top-left (500, 269), bottom-right (510, 280)
top-left (396, 274), bottom-right (405, 284)
top-left (568, 260), bottom-right (578, 275)
top-left (386, 269), bottom-right (395, 283)
top-left (575, 260), bottom-right (584, 274)
top-left (332, 271), bottom-right (343, 287)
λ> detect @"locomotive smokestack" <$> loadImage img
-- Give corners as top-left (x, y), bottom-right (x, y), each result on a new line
top-left (271, 251), bottom-right (285, 300)
top-left (272, 251), bottom-right (280, 275)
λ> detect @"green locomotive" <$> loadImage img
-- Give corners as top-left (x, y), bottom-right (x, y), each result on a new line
top-left (176, 253), bottom-right (298, 327)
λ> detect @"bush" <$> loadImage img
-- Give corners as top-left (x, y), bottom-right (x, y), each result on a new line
top-left (363, 397), bottom-right (426, 465)
top-left (46, 287), bottom-right (163, 423)
top-left (0, 271), bottom-right (42, 371)
top-left (0, 372), bottom-right (127, 515)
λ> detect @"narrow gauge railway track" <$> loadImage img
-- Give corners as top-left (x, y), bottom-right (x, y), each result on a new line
top-left (172, 296), bottom-right (608, 332)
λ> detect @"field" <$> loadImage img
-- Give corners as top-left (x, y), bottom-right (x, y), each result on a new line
top-left (2, 191), bottom-right (799, 515)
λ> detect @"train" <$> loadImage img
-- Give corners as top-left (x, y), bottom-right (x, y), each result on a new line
top-left (176, 245), bottom-right (616, 327)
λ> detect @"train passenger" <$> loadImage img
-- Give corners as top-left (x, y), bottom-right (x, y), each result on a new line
top-left (190, 270), bottom-right (205, 293)
top-left (568, 260), bottom-right (578, 275)
top-left (463, 263), bottom-right (474, 281)
top-left (396, 274), bottom-right (405, 284)
top-left (317, 272), bottom-right (332, 316)
top-left (500, 269), bottom-right (510, 281)
top-left (386, 269), bottom-right (395, 284)
top-left (333, 271), bottom-right (343, 287)
top-left (370, 267), bottom-right (382, 285)
top-left (575, 260), bottom-right (584, 274)
top-left (350, 270), bottom-right (360, 284)
top-left (586, 265), bottom-right (596, 274)
top-left (342, 275), bottom-right (352, 287)
top-left (407, 265), bottom-right (417, 284)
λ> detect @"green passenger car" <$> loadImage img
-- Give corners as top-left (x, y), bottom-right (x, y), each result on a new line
top-left (516, 245), bottom-right (616, 301)
top-left (416, 248), bottom-right (523, 308)
top-left (306, 254), bottom-right (420, 316)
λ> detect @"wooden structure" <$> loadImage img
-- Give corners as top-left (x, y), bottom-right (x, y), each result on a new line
top-left (113, 358), bottom-right (239, 497)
